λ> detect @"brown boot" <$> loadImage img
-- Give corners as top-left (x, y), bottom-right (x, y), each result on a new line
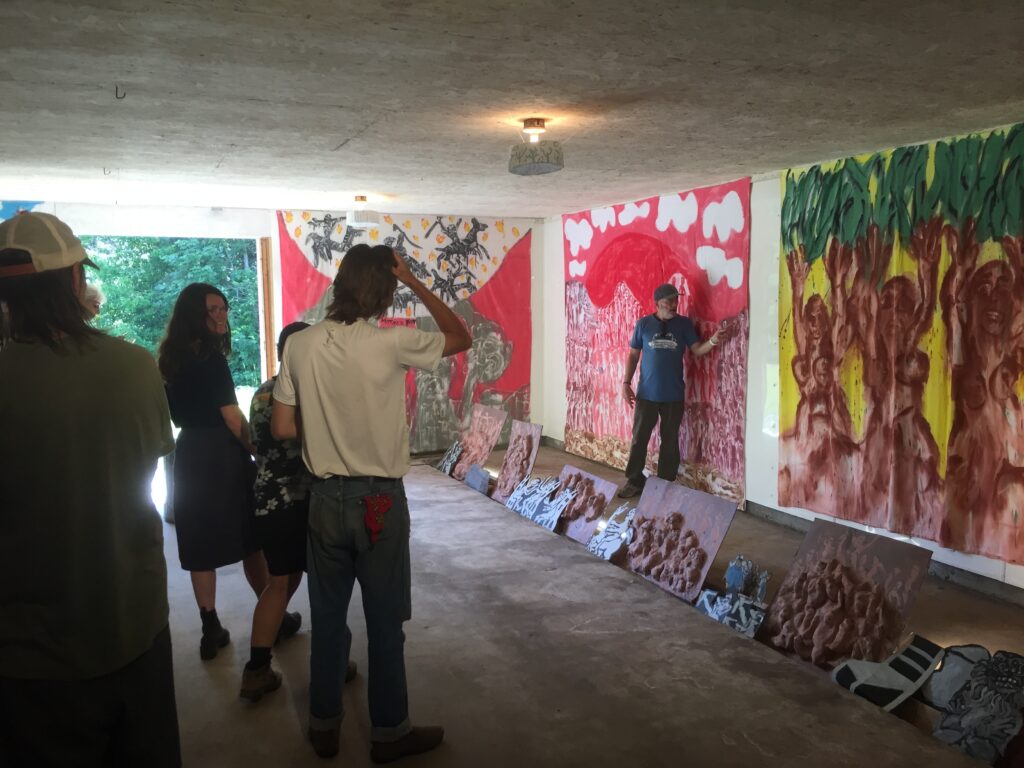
top-left (370, 726), bottom-right (444, 764)
top-left (239, 664), bottom-right (282, 702)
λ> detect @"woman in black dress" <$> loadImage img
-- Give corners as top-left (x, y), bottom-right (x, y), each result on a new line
top-left (158, 283), bottom-right (268, 660)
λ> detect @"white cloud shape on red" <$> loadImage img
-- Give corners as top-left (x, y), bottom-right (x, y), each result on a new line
top-left (618, 201), bottom-right (650, 226)
top-left (656, 192), bottom-right (698, 233)
top-left (568, 259), bottom-right (586, 278)
top-left (564, 217), bottom-right (594, 257)
top-left (702, 190), bottom-right (745, 242)
top-left (590, 206), bottom-right (616, 233)
top-left (696, 246), bottom-right (744, 289)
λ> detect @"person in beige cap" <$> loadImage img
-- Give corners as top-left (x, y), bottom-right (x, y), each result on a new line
top-left (0, 212), bottom-right (180, 766)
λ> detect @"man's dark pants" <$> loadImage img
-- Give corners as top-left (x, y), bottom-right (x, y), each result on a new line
top-left (0, 625), bottom-right (181, 768)
top-left (624, 399), bottom-right (685, 488)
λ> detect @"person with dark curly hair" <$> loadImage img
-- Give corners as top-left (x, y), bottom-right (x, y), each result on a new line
top-left (272, 243), bottom-right (471, 761)
top-left (158, 283), bottom-right (271, 661)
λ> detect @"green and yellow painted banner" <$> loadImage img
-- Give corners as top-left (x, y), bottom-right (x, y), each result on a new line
top-left (779, 123), bottom-right (1024, 563)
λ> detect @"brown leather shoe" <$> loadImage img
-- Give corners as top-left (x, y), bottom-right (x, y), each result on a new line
top-left (370, 726), bottom-right (444, 764)
top-left (309, 726), bottom-right (340, 759)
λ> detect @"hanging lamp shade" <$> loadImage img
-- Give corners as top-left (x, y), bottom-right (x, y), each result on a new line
top-left (508, 140), bottom-right (564, 175)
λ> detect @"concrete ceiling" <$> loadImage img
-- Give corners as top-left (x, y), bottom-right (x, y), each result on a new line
top-left (1, 1), bottom-right (1022, 218)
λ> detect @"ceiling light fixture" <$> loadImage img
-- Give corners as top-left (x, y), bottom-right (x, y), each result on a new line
top-left (521, 117), bottom-right (546, 144)
top-left (347, 195), bottom-right (380, 227)
top-left (509, 118), bottom-right (563, 176)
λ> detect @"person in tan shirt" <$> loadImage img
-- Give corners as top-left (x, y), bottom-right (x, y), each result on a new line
top-left (273, 244), bottom-right (470, 762)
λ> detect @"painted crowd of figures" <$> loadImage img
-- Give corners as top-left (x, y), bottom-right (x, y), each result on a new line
top-left (780, 123), bottom-right (1024, 560)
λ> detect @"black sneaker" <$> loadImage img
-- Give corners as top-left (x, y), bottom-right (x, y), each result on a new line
top-left (275, 611), bottom-right (302, 645)
top-left (200, 626), bottom-right (230, 660)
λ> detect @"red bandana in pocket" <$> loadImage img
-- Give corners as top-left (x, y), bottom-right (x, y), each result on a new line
top-left (363, 494), bottom-right (393, 544)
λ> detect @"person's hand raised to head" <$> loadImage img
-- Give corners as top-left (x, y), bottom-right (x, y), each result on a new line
top-left (391, 249), bottom-right (415, 285)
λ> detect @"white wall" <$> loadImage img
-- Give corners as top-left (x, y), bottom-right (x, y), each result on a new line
top-left (534, 216), bottom-right (567, 441)
top-left (38, 202), bottom-right (275, 239)
top-left (535, 177), bottom-right (1024, 587)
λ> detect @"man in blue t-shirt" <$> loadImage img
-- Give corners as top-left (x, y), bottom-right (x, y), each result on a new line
top-left (619, 283), bottom-right (726, 498)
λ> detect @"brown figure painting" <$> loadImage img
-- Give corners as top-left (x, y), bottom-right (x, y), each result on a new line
top-left (492, 420), bottom-right (542, 504)
top-left (451, 404), bottom-right (507, 481)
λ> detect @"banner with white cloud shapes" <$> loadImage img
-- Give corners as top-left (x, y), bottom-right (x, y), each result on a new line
top-left (562, 179), bottom-right (750, 322)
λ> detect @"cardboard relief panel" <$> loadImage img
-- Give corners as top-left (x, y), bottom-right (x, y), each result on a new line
top-left (554, 465), bottom-right (619, 545)
top-left (585, 502), bottom-right (636, 566)
top-left (492, 420), bottom-right (542, 503)
top-left (505, 476), bottom-right (576, 531)
top-left (452, 404), bottom-right (508, 481)
top-left (757, 519), bottom-right (932, 669)
top-left (627, 478), bottom-right (738, 603)
top-left (436, 441), bottom-right (462, 476)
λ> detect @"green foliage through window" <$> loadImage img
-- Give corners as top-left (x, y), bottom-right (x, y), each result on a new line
top-left (79, 236), bottom-right (261, 387)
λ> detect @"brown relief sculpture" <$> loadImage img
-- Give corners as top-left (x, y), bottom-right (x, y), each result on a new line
top-left (757, 519), bottom-right (932, 669)
top-left (630, 513), bottom-right (707, 597)
top-left (554, 465), bottom-right (619, 545)
top-left (451, 404), bottom-right (508, 481)
top-left (626, 477), bottom-right (738, 603)
top-left (492, 420), bottom-right (542, 503)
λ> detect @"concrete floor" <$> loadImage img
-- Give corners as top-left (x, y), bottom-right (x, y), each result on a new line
top-left (165, 447), bottom-right (1022, 767)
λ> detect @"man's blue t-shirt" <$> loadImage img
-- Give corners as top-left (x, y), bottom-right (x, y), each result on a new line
top-left (630, 314), bottom-right (700, 402)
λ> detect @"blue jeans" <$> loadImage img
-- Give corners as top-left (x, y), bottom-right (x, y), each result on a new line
top-left (307, 477), bottom-right (412, 742)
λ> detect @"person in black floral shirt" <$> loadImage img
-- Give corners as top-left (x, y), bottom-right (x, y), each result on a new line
top-left (240, 322), bottom-right (320, 701)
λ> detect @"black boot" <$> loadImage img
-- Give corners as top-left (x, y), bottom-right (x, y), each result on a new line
top-left (275, 611), bottom-right (302, 645)
top-left (199, 608), bottom-right (230, 660)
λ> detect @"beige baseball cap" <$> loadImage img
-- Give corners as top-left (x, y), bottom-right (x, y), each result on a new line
top-left (0, 212), bottom-right (97, 279)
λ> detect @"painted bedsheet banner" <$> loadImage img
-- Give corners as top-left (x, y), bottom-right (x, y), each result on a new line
top-left (562, 180), bottom-right (751, 501)
top-left (278, 211), bottom-right (533, 453)
top-left (778, 122), bottom-right (1024, 564)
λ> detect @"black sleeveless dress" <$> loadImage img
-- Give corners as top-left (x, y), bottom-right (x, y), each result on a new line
top-left (165, 351), bottom-right (258, 570)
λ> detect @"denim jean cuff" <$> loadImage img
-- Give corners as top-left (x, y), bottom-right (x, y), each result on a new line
top-left (310, 711), bottom-right (344, 731)
top-left (371, 717), bottom-right (412, 743)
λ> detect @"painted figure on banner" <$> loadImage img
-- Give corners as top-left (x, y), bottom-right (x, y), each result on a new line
top-left (779, 242), bottom-right (859, 516)
top-left (306, 214), bottom-right (346, 269)
top-left (851, 220), bottom-right (943, 537)
top-left (942, 220), bottom-right (1024, 555)
top-left (278, 211), bottom-right (533, 454)
top-left (412, 359), bottom-right (457, 453)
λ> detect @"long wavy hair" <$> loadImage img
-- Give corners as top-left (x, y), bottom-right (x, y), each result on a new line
top-left (158, 283), bottom-right (231, 383)
top-left (326, 244), bottom-right (397, 324)
top-left (0, 256), bottom-right (100, 349)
